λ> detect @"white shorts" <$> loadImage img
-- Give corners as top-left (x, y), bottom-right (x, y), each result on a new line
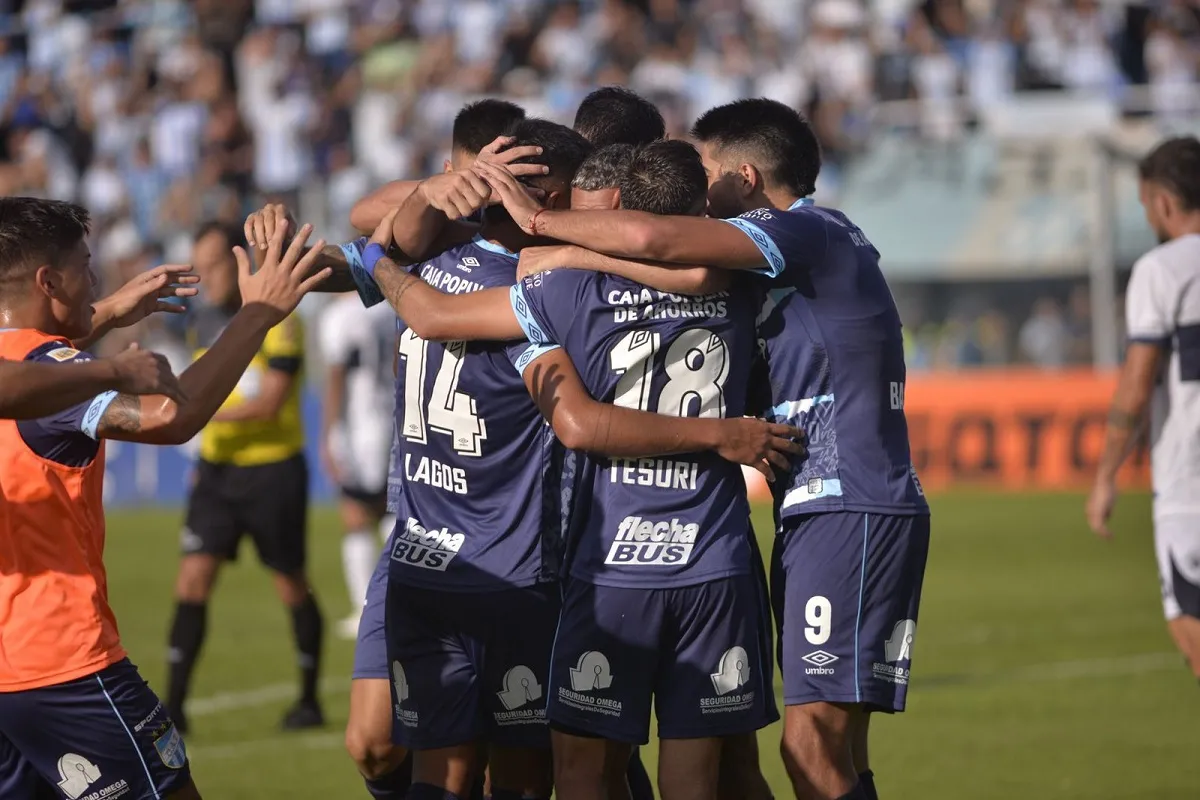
top-left (330, 420), bottom-right (392, 498)
top-left (1155, 513), bottom-right (1200, 621)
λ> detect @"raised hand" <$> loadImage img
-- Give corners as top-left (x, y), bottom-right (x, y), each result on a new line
top-left (371, 208), bottom-right (401, 250)
top-left (417, 171), bottom-right (497, 220)
top-left (244, 204), bottom-right (298, 268)
top-left (107, 344), bottom-right (186, 403)
top-left (234, 220), bottom-right (331, 324)
top-left (714, 419), bottom-right (807, 483)
top-left (97, 264), bottom-right (200, 328)
top-left (474, 135), bottom-right (548, 179)
top-left (474, 161), bottom-right (544, 233)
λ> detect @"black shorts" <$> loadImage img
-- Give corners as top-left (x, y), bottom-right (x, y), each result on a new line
top-left (339, 485), bottom-right (388, 509)
top-left (183, 454), bottom-right (309, 574)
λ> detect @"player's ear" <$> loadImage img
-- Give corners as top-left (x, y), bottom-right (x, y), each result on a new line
top-left (737, 163), bottom-right (759, 198)
top-left (33, 264), bottom-right (57, 299)
top-left (443, 158), bottom-right (453, 174)
top-left (547, 190), bottom-right (567, 210)
top-left (609, 188), bottom-right (622, 210)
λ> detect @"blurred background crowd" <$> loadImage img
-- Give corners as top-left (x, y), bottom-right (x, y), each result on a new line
top-left (0, 0), bottom-right (1196, 370)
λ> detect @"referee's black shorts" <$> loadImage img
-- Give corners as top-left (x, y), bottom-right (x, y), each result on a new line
top-left (183, 453), bottom-right (309, 574)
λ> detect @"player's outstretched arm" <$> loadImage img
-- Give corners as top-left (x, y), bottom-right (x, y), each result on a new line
top-left (517, 245), bottom-right (730, 296)
top-left (364, 210), bottom-right (525, 342)
top-left (478, 161), bottom-right (767, 270)
top-left (1087, 341), bottom-right (1162, 538)
top-left (522, 347), bottom-right (804, 481)
top-left (93, 223), bottom-right (331, 445)
top-left (0, 347), bottom-right (184, 419)
top-left (75, 264), bottom-right (201, 351)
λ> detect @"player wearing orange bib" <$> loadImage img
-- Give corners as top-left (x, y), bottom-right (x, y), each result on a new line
top-left (0, 198), bottom-right (330, 800)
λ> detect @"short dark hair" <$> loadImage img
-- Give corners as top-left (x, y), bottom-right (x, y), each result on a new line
top-left (572, 144), bottom-right (636, 191)
top-left (691, 98), bottom-right (821, 198)
top-left (619, 140), bottom-right (707, 216)
top-left (452, 99), bottom-right (527, 155)
top-left (194, 220), bottom-right (245, 249)
top-left (504, 118), bottom-right (593, 192)
top-left (1139, 136), bottom-right (1200, 211)
top-left (0, 197), bottom-right (90, 283)
top-left (573, 87), bottom-right (665, 148)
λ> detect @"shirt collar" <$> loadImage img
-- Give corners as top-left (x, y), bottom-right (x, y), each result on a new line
top-left (788, 197), bottom-right (815, 210)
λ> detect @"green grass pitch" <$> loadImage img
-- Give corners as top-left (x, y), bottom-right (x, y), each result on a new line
top-left (103, 492), bottom-right (1199, 798)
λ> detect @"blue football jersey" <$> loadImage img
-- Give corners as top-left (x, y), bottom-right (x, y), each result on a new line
top-left (381, 236), bottom-right (567, 592)
top-left (511, 269), bottom-right (759, 589)
top-left (724, 199), bottom-right (929, 519)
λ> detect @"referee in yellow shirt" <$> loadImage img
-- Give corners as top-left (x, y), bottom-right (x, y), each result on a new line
top-left (164, 221), bottom-right (324, 733)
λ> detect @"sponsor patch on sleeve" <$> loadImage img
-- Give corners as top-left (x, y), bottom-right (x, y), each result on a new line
top-left (47, 347), bottom-right (81, 362)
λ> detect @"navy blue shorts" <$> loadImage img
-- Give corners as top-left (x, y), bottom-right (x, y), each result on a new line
top-left (772, 512), bottom-right (930, 711)
top-left (547, 574), bottom-right (778, 745)
top-left (385, 582), bottom-right (561, 750)
top-left (0, 659), bottom-right (190, 800)
top-left (353, 542), bottom-right (392, 681)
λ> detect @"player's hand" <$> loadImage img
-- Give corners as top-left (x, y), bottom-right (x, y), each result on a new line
top-left (715, 418), bottom-right (806, 483)
top-left (97, 265), bottom-right (200, 328)
top-left (234, 221), bottom-right (331, 324)
top-left (244, 204), bottom-right (298, 268)
top-left (474, 135), bottom-right (549, 180)
top-left (320, 436), bottom-right (344, 486)
top-left (1086, 480), bottom-right (1117, 539)
top-left (474, 161), bottom-right (544, 233)
top-left (417, 171), bottom-right (494, 220)
top-left (107, 344), bottom-right (186, 404)
top-left (517, 245), bottom-right (576, 281)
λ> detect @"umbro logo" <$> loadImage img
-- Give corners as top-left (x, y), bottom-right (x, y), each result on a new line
top-left (458, 257), bottom-right (479, 272)
top-left (801, 650), bottom-right (838, 668)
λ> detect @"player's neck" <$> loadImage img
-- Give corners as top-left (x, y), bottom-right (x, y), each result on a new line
top-left (1169, 215), bottom-right (1200, 241)
top-left (765, 186), bottom-right (804, 211)
top-left (0, 300), bottom-right (57, 336)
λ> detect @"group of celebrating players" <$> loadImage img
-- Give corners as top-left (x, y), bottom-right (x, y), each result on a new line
top-left (0, 86), bottom-right (932, 800)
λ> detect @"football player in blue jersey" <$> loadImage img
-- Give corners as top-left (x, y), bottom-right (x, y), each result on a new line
top-left (478, 98), bottom-right (931, 800)
top-left (336, 140), bottom-right (797, 800)
top-left (299, 121), bottom-right (800, 800)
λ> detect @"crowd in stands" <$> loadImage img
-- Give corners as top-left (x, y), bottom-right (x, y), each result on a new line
top-left (0, 0), bottom-right (1192, 367)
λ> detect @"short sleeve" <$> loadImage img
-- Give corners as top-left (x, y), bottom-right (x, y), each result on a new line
top-left (720, 208), bottom-right (829, 279)
top-left (508, 341), bottom-right (562, 377)
top-left (1125, 253), bottom-right (1173, 344)
top-left (263, 316), bottom-right (305, 374)
top-left (510, 269), bottom-right (590, 347)
top-left (24, 343), bottom-right (117, 441)
top-left (339, 237), bottom-right (387, 308)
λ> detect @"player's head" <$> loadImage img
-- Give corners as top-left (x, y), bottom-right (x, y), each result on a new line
top-left (448, 99), bottom-right (526, 172)
top-left (192, 221), bottom-right (245, 308)
top-left (571, 143), bottom-right (636, 210)
top-left (500, 118), bottom-right (593, 211)
top-left (1138, 136), bottom-right (1200, 244)
top-left (618, 140), bottom-right (708, 217)
top-left (0, 197), bottom-right (94, 339)
top-left (690, 98), bottom-right (822, 219)
top-left (573, 87), bottom-right (666, 148)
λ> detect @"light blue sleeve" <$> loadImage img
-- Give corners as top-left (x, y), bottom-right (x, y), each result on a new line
top-left (720, 218), bottom-right (785, 278)
top-left (81, 391), bottom-right (119, 440)
top-left (509, 282), bottom-right (557, 346)
top-left (339, 238), bottom-right (386, 308)
top-left (512, 343), bottom-right (562, 377)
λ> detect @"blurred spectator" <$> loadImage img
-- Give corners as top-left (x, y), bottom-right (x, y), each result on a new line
top-left (1020, 296), bottom-right (1070, 368)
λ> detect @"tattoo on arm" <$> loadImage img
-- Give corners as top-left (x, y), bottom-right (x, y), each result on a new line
top-left (374, 258), bottom-right (420, 311)
top-left (98, 394), bottom-right (143, 434)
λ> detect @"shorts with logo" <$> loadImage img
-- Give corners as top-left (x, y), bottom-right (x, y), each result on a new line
top-left (0, 659), bottom-right (190, 800)
top-left (772, 511), bottom-right (930, 712)
top-left (1154, 512), bottom-right (1200, 621)
top-left (385, 581), bottom-right (561, 750)
top-left (353, 542), bottom-right (392, 680)
top-left (183, 453), bottom-right (309, 574)
top-left (547, 573), bottom-right (777, 745)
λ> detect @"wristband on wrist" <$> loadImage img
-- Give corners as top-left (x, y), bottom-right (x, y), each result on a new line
top-left (528, 209), bottom-right (546, 236)
top-left (362, 242), bottom-right (388, 277)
